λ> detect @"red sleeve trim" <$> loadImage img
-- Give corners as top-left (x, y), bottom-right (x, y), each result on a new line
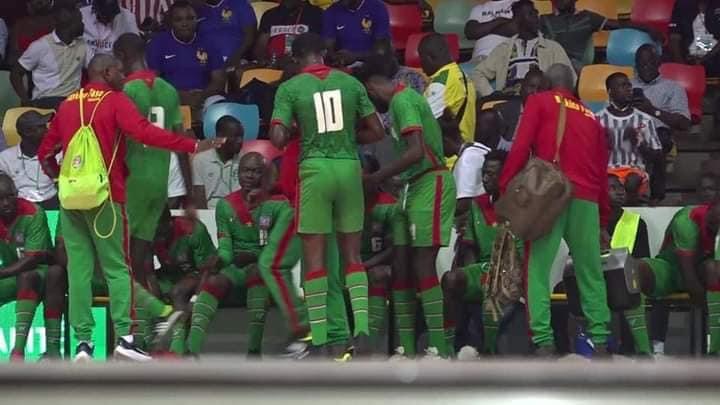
top-left (401, 126), bottom-right (423, 137)
top-left (270, 119), bottom-right (287, 128)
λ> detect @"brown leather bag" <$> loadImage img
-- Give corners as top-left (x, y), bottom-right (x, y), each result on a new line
top-left (495, 97), bottom-right (573, 241)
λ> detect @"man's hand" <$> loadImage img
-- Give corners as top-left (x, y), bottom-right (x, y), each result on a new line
top-left (247, 189), bottom-right (264, 209)
top-left (632, 95), bottom-right (656, 116)
top-left (196, 138), bottom-right (226, 153)
top-left (600, 229), bottom-right (611, 251)
top-left (623, 126), bottom-right (640, 148)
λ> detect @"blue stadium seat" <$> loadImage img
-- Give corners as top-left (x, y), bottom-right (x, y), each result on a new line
top-left (585, 101), bottom-right (607, 113)
top-left (203, 103), bottom-right (260, 140)
top-left (606, 28), bottom-right (658, 66)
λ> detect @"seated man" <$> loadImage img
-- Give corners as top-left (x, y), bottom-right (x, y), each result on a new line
top-left (322, 0), bottom-right (391, 66)
top-left (81, 0), bottom-right (139, 60)
top-left (442, 150), bottom-right (522, 357)
top-left (493, 68), bottom-right (549, 151)
top-left (196, 0), bottom-right (257, 66)
top-left (465, 0), bottom-right (518, 63)
top-left (151, 209), bottom-right (217, 356)
top-left (254, 0), bottom-right (323, 65)
top-left (668, 0), bottom-right (720, 75)
top-left (0, 175), bottom-right (52, 361)
top-left (596, 72), bottom-right (663, 205)
top-left (185, 152), bottom-right (310, 358)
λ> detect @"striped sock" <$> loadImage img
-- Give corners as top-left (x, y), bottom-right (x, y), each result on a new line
top-left (134, 282), bottom-right (172, 318)
top-left (13, 292), bottom-right (39, 357)
top-left (419, 276), bottom-right (447, 357)
top-left (481, 303), bottom-right (500, 354)
top-left (133, 305), bottom-right (151, 350)
top-left (707, 291), bottom-right (720, 354)
top-left (305, 268), bottom-right (328, 346)
top-left (246, 277), bottom-right (269, 356)
top-left (369, 286), bottom-right (388, 341)
top-left (345, 264), bottom-right (369, 337)
top-left (623, 294), bottom-right (651, 355)
top-left (392, 282), bottom-right (417, 357)
top-left (444, 320), bottom-right (456, 356)
top-left (187, 287), bottom-right (222, 354)
top-left (44, 308), bottom-right (62, 358)
top-left (169, 324), bottom-right (187, 355)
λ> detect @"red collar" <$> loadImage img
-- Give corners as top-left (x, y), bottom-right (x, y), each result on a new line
top-left (366, 192), bottom-right (397, 213)
top-left (84, 82), bottom-right (114, 92)
top-left (691, 205), bottom-right (714, 253)
top-left (124, 70), bottom-right (157, 88)
top-left (302, 64), bottom-right (332, 79)
top-left (474, 194), bottom-right (497, 225)
top-left (393, 83), bottom-right (406, 95)
top-left (1, 199), bottom-right (37, 228)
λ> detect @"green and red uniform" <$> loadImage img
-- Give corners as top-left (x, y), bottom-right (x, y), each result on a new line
top-left (124, 70), bottom-right (184, 242)
top-left (38, 84), bottom-right (198, 343)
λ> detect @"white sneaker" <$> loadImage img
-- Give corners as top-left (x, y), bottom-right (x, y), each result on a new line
top-left (114, 337), bottom-right (152, 362)
top-left (152, 310), bottom-right (185, 347)
top-left (422, 347), bottom-right (443, 360)
top-left (456, 345), bottom-right (479, 361)
top-left (388, 347), bottom-right (408, 361)
top-left (73, 342), bottom-right (94, 363)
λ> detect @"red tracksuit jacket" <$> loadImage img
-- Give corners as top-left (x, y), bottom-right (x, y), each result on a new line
top-left (38, 82), bottom-right (198, 204)
top-left (499, 89), bottom-right (611, 226)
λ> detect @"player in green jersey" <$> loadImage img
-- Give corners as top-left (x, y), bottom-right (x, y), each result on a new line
top-left (113, 33), bottom-right (195, 296)
top-left (359, 59), bottom-right (457, 358)
top-left (186, 153), bottom-right (310, 357)
top-left (270, 33), bottom-right (384, 348)
top-left (0, 175), bottom-right (52, 361)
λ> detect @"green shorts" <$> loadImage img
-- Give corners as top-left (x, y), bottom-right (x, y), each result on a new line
top-left (642, 257), bottom-right (684, 297)
top-left (218, 264), bottom-right (249, 289)
top-left (126, 181), bottom-right (168, 242)
top-left (0, 267), bottom-right (47, 303)
top-left (297, 158), bottom-right (364, 234)
top-left (397, 170), bottom-right (456, 247)
top-left (461, 262), bottom-right (490, 302)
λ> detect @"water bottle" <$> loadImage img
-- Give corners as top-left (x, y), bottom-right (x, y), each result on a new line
top-left (574, 324), bottom-right (595, 358)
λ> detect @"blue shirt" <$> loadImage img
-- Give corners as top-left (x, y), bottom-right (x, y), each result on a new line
top-left (322, 0), bottom-right (390, 53)
top-left (197, 0), bottom-right (257, 61)
top-left (147, 30), bottom-right (224, 91)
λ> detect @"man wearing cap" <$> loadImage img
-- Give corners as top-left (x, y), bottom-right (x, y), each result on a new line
top-left (81, 0), bottom-right (139, 61)
top-left (0, 111), bottom-right (60, 210)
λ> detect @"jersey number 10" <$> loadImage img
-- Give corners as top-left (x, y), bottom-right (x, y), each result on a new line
top-left (149, 106), bottom-right (166, 129)
top-left (313, 90), bottom-right (344, 134)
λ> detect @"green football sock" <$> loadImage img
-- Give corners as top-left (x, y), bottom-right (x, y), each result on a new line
top-left (13, 296), bottom-right (39, 356)
top-left (707, 291), bottom-right (720, 354)
top-left (169, 323), bottom-right (187, 355)
top-left (623, 294), bottom-right (651, 355)
top-left (246, 281), bottom-right (269, 355)
top-left (305, 268), bottom-right (328, 346)
top-left (133, 305), bottom-right (152, 350)
top-left (392, 285), bottom-right (416, 357)
top-left (345, 264), bottom-right (369, 337)
top-left (444, 320), bottom-right (456, 356)
top-left (482, 303), bottom-right (500, 354)
top-left (187, 291), bottom-right (220, 354)
top-left (134, 282), bottom-right (172, 318)
top-left (44, 308), bottom-right (62, 358)
top-left (369, 286), bottom-right (387, 342)
top-left (419, 277), bottom-right (447, 357)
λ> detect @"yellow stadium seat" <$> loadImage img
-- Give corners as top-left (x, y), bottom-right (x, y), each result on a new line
top-left (309, 0), bottom-right (334, 9)
top-left (2, 107), bottom-right (54, 147)
top-left (578, 64), bottom-right (633, 102)
top-left (239, 68), bottom-right (283, 88)
top-left (533, 0), bottom-right (553, 15)
top-left (617, 0), bottom-right (633, 17)
top-left (180, 105), bottom-right (192, 131)
top-left (251, 1), bottom-right (279, 27)
top-left (577, 0), bottom-right (617, 47)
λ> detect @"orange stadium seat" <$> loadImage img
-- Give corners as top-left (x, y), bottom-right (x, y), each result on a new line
top-left (659, 63), bottom-right (706, 123)
top-left (533, 0), bottom-right (553, 15)
top-left (404, 32), bottom-right (460, 68)
top-left (239, 68), bottom-right (283, 88)
top-left (2, 107), bottom-right (55, 147)
top-left (180, 105), bottom-right (192, 131)
top-left (578, 64), bottom-right (634, 102)
top-left (387, 3), bottom-right (423, 51)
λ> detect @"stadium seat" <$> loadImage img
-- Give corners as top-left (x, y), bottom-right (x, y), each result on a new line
top-left (0, 72), bottom-right (21, 133)
top-left (239, 68), bottom-right (283, 88)
top-left (606, 28), bottom-right (656, 66)
top-left (251, 1), bottom-right (279, 28)
top-left (577, 0), bottom-right (617, 47)
top-left (578, 64), bottom-right (634, 102)
top-left (203, 103), bottom-right (260, 140)
top-left (617, 0), bottom-right (633, 17)
top-left (180, 105), bottom-right (192, 131)
top-left (481, 100), bottom-right (507, 110)
top-left (404, 33), bottom-right (460, 68)
top-left (659, 63), bottom-right (706, 123)
top-left (533, 0), bottom-right (553, 15)
top-left (585, 101), bottom-right (608, 113)
top-left (433, 0), bottom-right (477, 50)
top-left (241, 139), bottom-right (283, 162)
top-left (2, 107), bottom-right (54, 147)
top-left (387, 3), bottom-right (423, 51)
top-left (630, 0), bottom-right (674, 43)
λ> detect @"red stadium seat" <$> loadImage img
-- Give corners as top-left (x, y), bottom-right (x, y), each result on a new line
top-left (404, 33), bottom-right (460, 68)
top-left (659, 63), bottom-right (706, 123)
top-left (241, 140), bottom-right (283, 162)
top-left (387, 3), bottom-right (423, 51)
top-left (630, 0), bottom-right (675, 43)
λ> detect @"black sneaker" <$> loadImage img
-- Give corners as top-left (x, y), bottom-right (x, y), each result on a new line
top-left (114, 337), bottom-right (152, 362)
top-left (352, 334), bottom-right (372, 358)
top-left (152, 310), bottom-right (186, 349)
top-left (73, 342), bottom-right (94, 363)
top-left (533, 344), bottom-right (556, 358)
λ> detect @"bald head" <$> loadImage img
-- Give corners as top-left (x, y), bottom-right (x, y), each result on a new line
top-left (87, 54), bottom-right (125, 90)
top-left (239, 152), bottom-right (270, 191)
top-left (546, 64), bottom-right (575, 92)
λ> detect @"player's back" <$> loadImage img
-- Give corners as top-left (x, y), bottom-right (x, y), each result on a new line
top-left (278, 68), bottom-right (374, 161)
top-left (124, 74), bottom-right (181, 131)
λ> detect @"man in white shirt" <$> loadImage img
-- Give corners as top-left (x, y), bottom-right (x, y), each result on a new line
top-left (465, 0), bottom-right (519, 62)
top-left (81, 0), bottom-right (139, 61)
top-left (192, 116), bottom-right (244, 209)
top-left (0, 111), bottom-right (59, 209)
top-left (10, 4), bottom-right (86, 110)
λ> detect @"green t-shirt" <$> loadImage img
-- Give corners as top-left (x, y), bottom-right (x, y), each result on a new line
top-left (124, 73), bottom-right (183, 190)
top-left (389, 86), bottom-right (446, 181)
top-left (463, 195), bottom-right (522, 263)
top-left (540, 10), bottom-right (607, 65)
top-left (657, 205), bottom-right (715, 263)
top-left (251, 195), bottom-right (299, 271)
top-left (216, 192), bottom-right (263, 267)
top-left (272, 66), bottom-right (376, 161)
top-left (361, 192), bottom-right (403, 261)
top-left (154, 216), bottom-right (216, 275)
top-left (0, 199), bottom-right (51, 265)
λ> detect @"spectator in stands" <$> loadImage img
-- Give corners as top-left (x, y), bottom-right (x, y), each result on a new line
top-left (419, 33), bottom-right (477, 143)
top-left (81, 0), bottom-right (139, 60)
top-left (0, 111), bottom-right (58, 210)
top-left (669, 0), bottom-right (720, 75)
top-left (692, 171), bottom-right (720, 204)
top-left (472, 0), bottom-right (574, 97)
top-left (541, 0), bottom-right (660, 71)
top-left (323, 0), bottom-right (391, 66)
top-left (192, 116), bottom-right (244, 209)
top-left (253, 0), bottom-right (324, 65)
top-left (632, 44), bottom-right (691, 202)
top-left (147, 1), bottom-right (225, 124)
top-left (119, 0), bottom-right (170, 28)
top-left (596, 72), bottom-right (663, 206)
top-left (197, 0), bottom-right (257, 66)
top-left (493, 68), bottom-right (548, 151)
top-left (8, 0), bottom-right (55, 63)
top-left (500, 64), bottom-right (611, 356)
top-left (465, 0), bottom-right (518, 63)
top-left (10, 4), bottom-right (86, 110)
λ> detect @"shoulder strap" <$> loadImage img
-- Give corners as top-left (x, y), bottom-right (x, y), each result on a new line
top-left (553, 96), bottom-right (567, 164)
top-left (78, 89), bottom-right (111, 127)
top-left (456, 70), bottom-right (470, 125)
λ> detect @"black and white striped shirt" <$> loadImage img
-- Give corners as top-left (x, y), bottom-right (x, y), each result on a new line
top-left (596, 107), bottom-right (662, 170)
